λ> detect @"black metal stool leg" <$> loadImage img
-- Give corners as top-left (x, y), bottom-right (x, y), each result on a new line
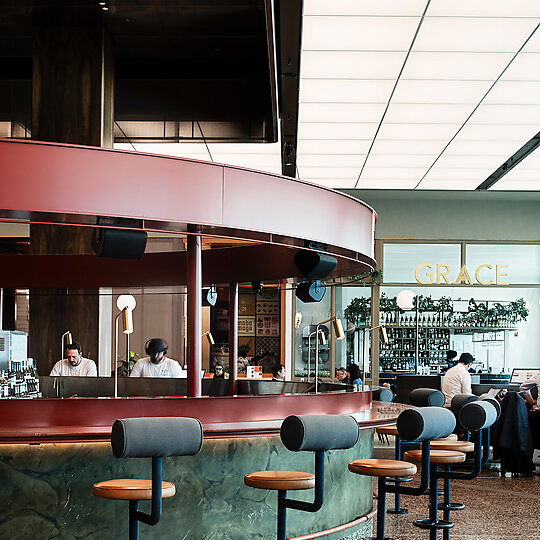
top-left (387, 435), bottom-right (408, 515)
top-left (129, 500), bottom-right (140, 540)
top-left (367, 476), bottom-right (392, 540)
top-left (414, 464), bottom-right (453, 537)
top-left (277, 490), bottom-right (287, 540)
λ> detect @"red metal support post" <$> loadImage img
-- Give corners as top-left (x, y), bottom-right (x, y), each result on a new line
top-left (187, 234), bottom-right (202, 397)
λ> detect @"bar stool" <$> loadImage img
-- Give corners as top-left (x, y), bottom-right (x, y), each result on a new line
top-left (383, 388), bottom-right (446, 516)
top-left (244, 414), bottom-right (359, 540)
top-left (349, 406), bottom-right (456, 540)
top-left (404, 399), bottom-right (499, 540)
top-left (93, 417), bottom-right (203, 540)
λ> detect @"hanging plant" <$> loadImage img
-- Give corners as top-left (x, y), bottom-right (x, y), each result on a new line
top-left (417, 295), bottom-right (435, 312)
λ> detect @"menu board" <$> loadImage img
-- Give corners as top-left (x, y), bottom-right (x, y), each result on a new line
top-left (256, 315), bottom-right (280, 336)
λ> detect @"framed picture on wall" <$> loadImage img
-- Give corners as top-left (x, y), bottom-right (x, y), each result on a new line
top-left (238, 316), bottom-right (256, 336)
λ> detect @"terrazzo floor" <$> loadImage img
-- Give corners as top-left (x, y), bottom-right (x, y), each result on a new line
top-left (372, 441), bottom-right (540, 540)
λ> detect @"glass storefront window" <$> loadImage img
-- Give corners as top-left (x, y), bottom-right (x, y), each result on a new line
top-left (465, 244), bottom-right (540, 285)
top-left (383, 243), bottom-right (461, 284)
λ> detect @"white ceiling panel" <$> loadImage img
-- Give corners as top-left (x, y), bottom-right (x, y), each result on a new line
top-left (297, 154), bottom-right (366, 167)
top-left (302, 178), bottom-right (360, 189)
top-left (427, 0), bottom-right (540, 18)
top-left (376, 123), bottom-right (462, 140)
top-left (370, 140), bottom-right (450, 154)
top-left (468, 104), bottom-right (540, 124)
top-left (455, 123), bottom-right (540, 141)
top-left (413, 17), bottom-right (539, 52)
top-left (490, 178), bottom-right (540, 190)
top-left (401, 51), bottom-right (514, 80)
top-left (440, 139), bottom-right (527, 156)
top-left (299, 103), bottom-right (388, 123)
top-left (430, 154), bottom-right (509, 169)
top-left (302, 16), bottom-right (421, 51)
top-left (299, 79), bottom-right (394, 103)
top-left (482, 81), bottom-right (540, 103)
top-left (360, 167), bottom-right (429, 179)
top-left (500, 52), bottom-right (540, 79)
top-left (304, 0), bottom-right (428, 17)
top-left (383, 103), bottom-right (475, 123)
top-left (297, 140), bottom-right (372, 154)
top-left (297, 123), bottom-right (378, 140)
top-left (301, 51), bottom-right (408, 79)
top-left (298, 167), bottom-right (360, 179)
top-left (364, 154), bottom-right (440, 167)
top-left (392, 79), bottom-right (493, 103)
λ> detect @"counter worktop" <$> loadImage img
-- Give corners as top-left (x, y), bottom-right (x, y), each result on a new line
top-left (0, 391), bottom-right (409, 443)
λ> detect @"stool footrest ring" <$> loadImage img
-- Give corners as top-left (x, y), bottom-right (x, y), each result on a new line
top-left (437, 502), bottom-right (465, 511)
top-left (387, 508), bottom-right (408, 515)
top-left (413, 519), bottom-right (454, 530)
top-left (386, 476), bottom-right (413, 483)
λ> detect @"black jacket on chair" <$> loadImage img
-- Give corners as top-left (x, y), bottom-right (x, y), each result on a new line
top-left (492, 391), bottom-right (534, 474)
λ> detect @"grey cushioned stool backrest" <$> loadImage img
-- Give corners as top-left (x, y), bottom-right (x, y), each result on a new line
top-left (281, 414), bottom-right (359, 452)
top-left (372, 387), bottom-right (394, 402)
top-left (112, 417), bottom-right (203, 458)
top-left (409, 388), bottom-right (445, 407)
top-left (459, 400), bottom-right (498, 432)
top-left (397, 407), bottom-right (456, 442)
top-left (478, 396), bottom-right (501, 418)
top-left (450, 393), bottom-right (478, 415)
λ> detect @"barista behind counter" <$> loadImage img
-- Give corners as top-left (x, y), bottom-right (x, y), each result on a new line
top-left (129, 338), bottom-right (183, 378)
top-left (50, 342), bottom-right (97, 376)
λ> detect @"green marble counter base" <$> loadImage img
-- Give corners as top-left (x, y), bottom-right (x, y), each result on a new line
top-left (0, 430), bottom-right (373, 539)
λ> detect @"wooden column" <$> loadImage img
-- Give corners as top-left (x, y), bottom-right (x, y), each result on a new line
top-left (187, 235), bottom-right (202, 397)
top-left (29, 21), bottom-right (114, 374)
top-left (228, 283), bottom-right (239, 396)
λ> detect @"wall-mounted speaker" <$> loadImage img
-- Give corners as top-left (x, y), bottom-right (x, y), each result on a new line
top-left (93, 228), bottom-right (148, 260)
top-left (294, 250), bottom-right (337, 279)
top-left (202, 286), bottom-right (218, 307)
top-left (295, 280), bottom-right (326, 303)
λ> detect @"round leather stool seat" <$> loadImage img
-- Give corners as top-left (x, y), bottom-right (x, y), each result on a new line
top-left (348, 459), bottom-right (417, 478)
top-left (433, 434), bottom-right (458, 442)
top-left (93, 479), bottom-right (176, 500)
top-left (375, 425), bottom-right (399, 436)
top-left (430, 440), bottom-right (474, 453)
top-left (405, 449), bottom-right (466, 465)
top-left (244, 470), bottom-right (315, 491)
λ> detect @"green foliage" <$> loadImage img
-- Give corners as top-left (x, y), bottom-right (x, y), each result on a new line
top-left (117, 350), bottom-right (141, 377)
top-left (345, 297), bottom-right (371, 322)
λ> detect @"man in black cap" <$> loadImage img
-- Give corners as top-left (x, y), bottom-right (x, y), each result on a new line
top-left (130, 338), bottom-right (182, 377)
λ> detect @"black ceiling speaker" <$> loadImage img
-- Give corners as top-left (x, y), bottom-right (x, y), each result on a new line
top-left (295, 280), bottom-right (326, 303)
top-left (251, 281), bottom-right (263, 294)
top-left (294, 250), bottom-right (338, 279)
top-left (93, 228), bottom-right (147, 260)
top-left (202, 286), bottom-right (218, 307)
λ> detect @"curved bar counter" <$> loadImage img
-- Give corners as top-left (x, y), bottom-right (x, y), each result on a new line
top-left (0, 140), bottom-right (385, 538)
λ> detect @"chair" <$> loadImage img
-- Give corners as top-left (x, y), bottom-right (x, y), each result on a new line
top-left (93, 417), bottom-right (203, 540)
top-left (244, 414), bottom-right (359, 540)
top-left (349, 406), bottom-right (456, 540)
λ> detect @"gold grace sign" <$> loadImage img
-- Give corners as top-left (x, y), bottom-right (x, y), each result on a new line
top-left (414, 264), bottom-right (509, 285)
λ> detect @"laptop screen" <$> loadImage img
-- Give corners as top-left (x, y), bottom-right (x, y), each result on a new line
top-left (510, 368), bottom-right (540, 385)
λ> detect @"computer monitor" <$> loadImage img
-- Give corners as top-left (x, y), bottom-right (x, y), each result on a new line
top-left (510, 368), bottom-right (540, 385)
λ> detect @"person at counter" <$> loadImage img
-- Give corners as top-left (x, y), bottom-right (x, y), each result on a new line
top-left (336, 367), bottom-right (349, 383)
top-left (440, 349), bottom-right (458, 374)
top-left (442, 352), bottom-right (473, 406)
top-left (129, 338), bottom-right (182, 378)
top-left (50, 342), bottom-right (97, 376)
top-left (520, 372), bottom-right (540, 411)
top-left (213, 361), bottom-right (225, 379)
top-left (272, 364), bottom-right (285, 381)
top-left (347, 363), bottom-right (363, 386)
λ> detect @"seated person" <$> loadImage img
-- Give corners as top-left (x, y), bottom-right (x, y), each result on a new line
top-left (336, 366), bottom-right (349, 384)
top-left (272, 364), bottom-right (286, 381)
top-left (130, 338), bottom-right (182, 378)
top-left (520, 372), bottom-right (540, 411)
top-left (50, 342), bottom-right (97, 376)
top-left (442, 352), bottom-right (473, 406)
top-left (440, 349), bottom-right (458, 374)
top-left (213, 361), bottom-right (225, 379)
top-left (346, 363), bottom-right (363, 386)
